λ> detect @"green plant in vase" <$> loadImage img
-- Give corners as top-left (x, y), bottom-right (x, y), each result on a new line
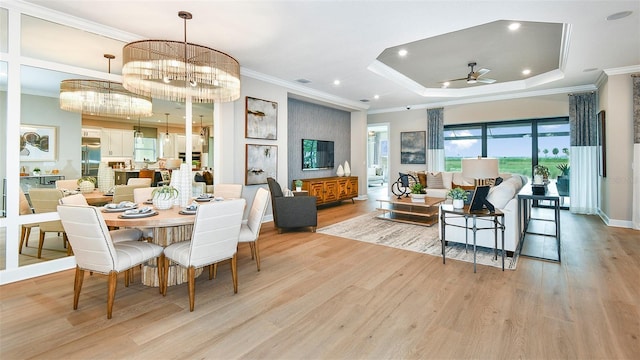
top-left (447, 187), bottom-right (468, 209)
top-left (294, 179), bottom-right (303, 191)
top-left (151, 185), bottom-right (179, 210)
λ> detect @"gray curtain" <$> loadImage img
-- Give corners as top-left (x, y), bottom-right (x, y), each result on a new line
top-left (569, 92), bottom-right (598, 214)
top-left (632, 74), bottom-right (640, 230)
top-left (427, 107), bottom-right (444, 171)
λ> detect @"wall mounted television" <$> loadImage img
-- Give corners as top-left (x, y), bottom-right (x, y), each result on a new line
top-left (302, 139), bottom-right (334, 170)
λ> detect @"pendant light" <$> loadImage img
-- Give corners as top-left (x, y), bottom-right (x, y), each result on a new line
top-left (199, 115), bottom-right (205, 144)
top-left (135, 117), bottom-right (144, 144)
top-left (164, 113), bottom-right (171, 144)
top-left (122, 11), bottom-right (240, 103)
top-left (60, 54), bottom-right (153, 118)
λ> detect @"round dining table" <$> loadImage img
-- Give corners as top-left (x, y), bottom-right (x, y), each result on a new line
top-left (101, 203), bottom-right (199, 287)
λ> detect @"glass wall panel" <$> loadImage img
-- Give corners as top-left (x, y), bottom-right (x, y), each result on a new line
top-left (21, 15), bottom-right (127, 72)
top-left (1, 61), bottom-right (6, 219)
top-left (487, 123), bottom-right (532, 177)
top-left (1, 8), bottom-right (7, 53)
top-left (538, 120), bottom-right (570, 205)
top-left (444, 126), bottom-right (482, 171)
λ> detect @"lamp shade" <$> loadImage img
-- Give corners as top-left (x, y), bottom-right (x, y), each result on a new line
top-left (461, 157), bottom-right (499, 179)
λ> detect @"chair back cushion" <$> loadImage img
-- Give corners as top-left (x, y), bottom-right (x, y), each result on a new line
top-left (213, 183), bottom-right (243, 199)
top-left (57, 205), bottom-right (117, 273)
top-left (133, 187), bottom-right (155, 203)
top-left (113, 184), bottom-right (148, 203)
top-left (187, 198), bottom-right (245, 268)
top-left (19, 189), bottom-right (33, 215)
top-left (243, 188), bottom-right (270, 241)
top-left (29, 188), bottom-right (65, 213)
top-left (59, 193), bottom-right (89, 206)
top-left (55, 179), bottom-right (80, 191)
top-left (127, 178), bottom-right (152, 186)
top-left (266, 177), bottom-right (283, 198)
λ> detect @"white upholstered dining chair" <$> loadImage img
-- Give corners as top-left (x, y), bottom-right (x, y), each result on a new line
top-left (127, 178), bottom-right (152, 186)
top-left (59, 193), bottom-right (88, 206)
top-left (133, 187), bottom-right (155, 204)
top-left (238, 187), bottom-right (270, 271)
top-left (57, 204), bottom-right (164, 319)
top-left (213, 183), bottom-right (243, 199)
top-left (28, 188), bottom-right (68, 258)
top-left (18, 188), bottom-right (38, 254)
top-left (162, 198), bottom-right (245, 311)
top-left (55, 179), bottom-right (79, 191)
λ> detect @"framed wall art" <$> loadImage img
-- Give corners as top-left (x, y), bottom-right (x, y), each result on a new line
top-left (20, 125), bottom-right (57, 162)
top-left (400, 131), bottom-right (426, 164)
top-left (245, 96), bottom-right (278, 140)
top-left (246, 144), bottom-right (278, 185)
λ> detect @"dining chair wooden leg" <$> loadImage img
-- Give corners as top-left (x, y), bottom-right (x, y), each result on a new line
top-left (212, 263), bottom-right (218, 279)
top-left (162, 257), bottom-right (170, 296)
top-left (65, 234), bottom-right (72, 256)
top-left (19, 226), bottom-right (28, 254)
top-left (107, 271), bottom-right (118, 319)
top-left (208, 264), bottom-right (214, 280)
top-left (231, 253), bottom-right (238, 294)
top-left (37, 232), bottom-right (45, 259)
top-left (254, 241), bottom-right (261, 272)
top-left (249, 242), bottom-right (256, 260)
top-left (124, 269), bottom-right (130, 287)
top-left (73, 266), bottom-right (85, 310)
top-left (157, 254), bottom-right (164, 295)
top-left (188, 266), bottom-right (196, 312)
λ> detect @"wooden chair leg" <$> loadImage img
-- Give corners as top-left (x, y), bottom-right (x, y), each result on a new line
top-left (212, 263), bottom-right (218, 279)
top-left (249, 242), bottom-right (256, 260)
top-left (188, 266), bottom-right (196, 312)
top-left (73, 266), bottom-right (85, 310)
top-left (157, 254), bottom-right (165, 295)
top-left (124, 269), bottom-right (130, 287)
top-left (107, 271), bottom-right (117, 319)
top-left (37, 232), bottom-right (45, 259)
top-left (19, 226), bottom-right (27, 254)
top-left (231, 253), bottom-right (238, 294)
top-left (254, 241), bottom-right (261, 272)
top-left (24, 227), bottom-right (32, 248)
top-left (162, 257), bottom-right (170, 296)
top-left (65, 234), bottom-right (72, 256)
top-left (208, 264), bottom-right (214, 280)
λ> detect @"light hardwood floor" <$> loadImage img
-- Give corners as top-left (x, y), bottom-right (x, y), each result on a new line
top-left (1, 187), bottom-right (639, 359)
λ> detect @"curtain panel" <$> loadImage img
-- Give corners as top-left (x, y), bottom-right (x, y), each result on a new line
top-left (569, 92), bottom-right (598, 214)
top-left (427, 107), bottom-right (444, 172)
top-left (632, 74), bottom-right (640, 230)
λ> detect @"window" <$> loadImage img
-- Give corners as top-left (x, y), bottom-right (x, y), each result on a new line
top-left (134, 138), bottom-right (156, 162)
top-left (487, 123), bottom-right (532, 177)
top-left (444, 125), bottom-right (482, 172)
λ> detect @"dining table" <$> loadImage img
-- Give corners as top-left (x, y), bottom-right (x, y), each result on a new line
top-left (82, 190), bottom-right (113, 206)
top-left (101, 203), bottom-right (200, 287)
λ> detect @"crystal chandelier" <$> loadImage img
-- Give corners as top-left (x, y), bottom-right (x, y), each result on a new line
top-left (122, 11), bottom-right (240, 103)
top-left (59, 54), bottom-right (153, 118)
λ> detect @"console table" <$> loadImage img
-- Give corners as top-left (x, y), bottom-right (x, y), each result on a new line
top-left (517, 187), bottom-right (561, 262)
top-left (377, 196), bottom-right (444, 227)
top-left (296, 176), bottom-right (358, 206)
top-left (440, 206), bottom-right (505, 272)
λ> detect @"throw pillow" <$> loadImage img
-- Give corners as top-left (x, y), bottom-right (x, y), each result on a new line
top-left (427, 172), bottom-right (445, 189)
top-left (417, 172), bottom-right (427, 187)
top-left (486, 181), bottom-right (517, 209)
top-left (494, 177), bottom-right (503, 186)
top-left (283, 188), bottom-right (294, 197)
top-left (203, 171), bottom-right (213, 185)
top-left (375, 167), bottom-right (383, 176)
top-left (193, 172), bottom-right (205, 183)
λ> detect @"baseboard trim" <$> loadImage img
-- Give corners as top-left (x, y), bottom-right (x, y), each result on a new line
top-left (598, 209), bottom-right (634, 228)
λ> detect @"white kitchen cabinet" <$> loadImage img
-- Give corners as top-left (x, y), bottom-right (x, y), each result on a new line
top-left (101, 129), bottom-right (134, 157)
top-left (81, 128), bottom-right (101, 138)
top-left (174, 134), bottom-right (202, 157)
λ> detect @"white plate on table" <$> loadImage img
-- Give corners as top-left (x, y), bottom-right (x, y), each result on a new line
top-left (179, 209), bottom-right (197, 215)
top-left (102, 202), bottom-right (138, 213)
top-left (118, 211), bottom-right (158, 219)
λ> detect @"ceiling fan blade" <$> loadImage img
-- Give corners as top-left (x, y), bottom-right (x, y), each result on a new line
top-left (477, 78), bottom-right (496, 84)
top-left (476, 68), bottom-right (491, 77)
top-left (448, 77), bottom-right (468, 82)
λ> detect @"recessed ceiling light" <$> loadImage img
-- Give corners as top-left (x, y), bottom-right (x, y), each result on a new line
top-left (607, 11), bottom-right (632, 21)
top-left (442, 82), bottom-right (450, 88)
top-left (373, 94), bottom-right (380, 100)
top-left (508, 22), bottom-right (521, 31)
top-left (522, 69), bottom-right (531, 75)
top-left (333, 79), bottom-right (341, 86)
top-left (398, 49), bottom-right (408, 57)
top-left (359, 99), bottom-right (369, 103)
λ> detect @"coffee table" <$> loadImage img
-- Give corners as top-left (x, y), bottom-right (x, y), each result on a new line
top-left (377, 196), bottom-right (445, 227)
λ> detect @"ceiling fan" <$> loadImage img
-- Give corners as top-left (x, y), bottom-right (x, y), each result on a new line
top-left (447, 62), bottom-right (496, 85)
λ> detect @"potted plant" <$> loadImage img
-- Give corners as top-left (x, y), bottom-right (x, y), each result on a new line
top-left (77, 176), bottom-right (97, 193)
top-left (32, 167), bottom-right (41, 176)
top-left (556, 163), bottom-right (570, 196)
top-left (151, 185), bottom-right (179, 210)
top-left (294, 179), bottom-right (303, 192)
top-left (409, 183), bottom-right (427, 202)
top-left (533, 165), bottom-right (549, 184)
top-left (447, 187), bottom-right (468, 209)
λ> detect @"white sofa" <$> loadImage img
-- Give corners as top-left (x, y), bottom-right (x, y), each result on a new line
top-left (422, 172), bottom-right (527, 253)
top-left (368, 165), bottom-right (384, 186)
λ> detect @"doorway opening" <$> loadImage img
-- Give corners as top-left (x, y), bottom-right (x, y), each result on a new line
top-left (367, 124), bottom-right (389, 189)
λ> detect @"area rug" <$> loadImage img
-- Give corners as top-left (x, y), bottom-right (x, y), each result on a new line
top-left (317, 212), bottom-right (518, 270)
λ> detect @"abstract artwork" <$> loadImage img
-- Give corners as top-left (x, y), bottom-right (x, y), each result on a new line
top-left (246, 144), bottom-right (278, 185)
top-left (246, 97), bottom-right (278, 140)
top-left (400, 131), bottom-right (426, 164)
top-left (20, 125), bottom-right (57, 162)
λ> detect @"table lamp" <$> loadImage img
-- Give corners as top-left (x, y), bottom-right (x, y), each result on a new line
top-left (461, 157), bottom-right (499, 186)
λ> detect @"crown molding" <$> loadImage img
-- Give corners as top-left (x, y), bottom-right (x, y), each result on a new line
top-left (603, 65), bottom-right (640, 76)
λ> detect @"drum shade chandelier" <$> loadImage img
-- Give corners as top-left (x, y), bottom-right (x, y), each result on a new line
top-left (59, 54), bottom-right (153, 118)
top-left (121, 11), bottom-right (240, 103)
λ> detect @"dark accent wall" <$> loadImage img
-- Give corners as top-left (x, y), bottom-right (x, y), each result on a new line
top-left (288, 98), bottom-right (351, 186)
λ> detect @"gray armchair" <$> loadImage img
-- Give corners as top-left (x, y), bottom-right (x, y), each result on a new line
top-left (267, 177), bottom-right (317, 233)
